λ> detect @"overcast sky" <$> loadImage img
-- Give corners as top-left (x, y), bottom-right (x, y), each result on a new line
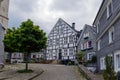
top-left (8, 0), bottom-right (102, 35)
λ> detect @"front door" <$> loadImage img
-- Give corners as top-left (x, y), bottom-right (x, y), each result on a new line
top-left (58, 49), bottom-right (62, 60)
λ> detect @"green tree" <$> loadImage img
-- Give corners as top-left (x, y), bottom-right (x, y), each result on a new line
top-left (4, 19), bottom-right (47, 71)
top-left (4, 28), bottom-right (18, 63)
top-left (102, 56), bottom-right (116, 80)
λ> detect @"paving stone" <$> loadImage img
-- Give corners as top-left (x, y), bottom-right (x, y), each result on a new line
top-left (32, 64), bottom-right (87, 80)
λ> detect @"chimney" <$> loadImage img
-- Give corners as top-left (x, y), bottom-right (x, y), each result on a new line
top-left (72, 23), bottom-right (75, 29)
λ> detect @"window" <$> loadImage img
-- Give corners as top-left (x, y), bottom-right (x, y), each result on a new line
top-left (81, 44), bottom-right (83, 50)
top-left (88, 41), bottom-right (92, 48)
top-left (109, 27), bottom-right (114, 44)
top-left (56, 38), bottom-right (59, 45)
top-left (114, 51), bottom-right (120, 72)
top-left (100, 57), bottom-right (106, 70)
top-left (64, 37), bottom-right (68, 44)
top-left (60, 38), bottom-right (63, 44)
top-left (98, 40), bottom-right (101, 50)
top-left (116, 55), bottom-right (120, 68)
top-left (49, 39), bottom-right (53, 46)
top-left (69, 36), bottom-right (74, 43)
top-left (97, 22), bottom-right (100, 33)
top-left (19, 54), bottom-right (21, 58)
top-left (107, 0), bottom-right (113, 18)
top-left (13, 53), bottom-right (16, 59)
top-left (55, 49), bottom-right (57, 53)
top-left (83, 42), bottom-right (87, 49)
top-left (81, 41), bottom-right (92, 50)
top-left (33, 55), bottom-right (36, 58)
top-left (59, 49), bottom-right (62, 53)
top-left (64, 49), bottom-right (67, 56)
top-left (60, 28), bottom-right (63, 34)
top-left (83, 32), bottom-right (89, 38)
top-left (87, 52), bottom-right (95, 60)
top-left (69, 48), bottom-right (74, 56)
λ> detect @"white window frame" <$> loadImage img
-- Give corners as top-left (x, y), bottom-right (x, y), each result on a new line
top-left (64, 49), bottom-right (67, 56)
top-left (69, 48), bottom-right (74, 56)
top-left (83, 32), bottom-right (89, 38)
top-left (114, 51), bottom-right (120, 72)
top-left (87, 52), bottom-right (95, 60)
top-left (64, 37), bottom-right (68, 44)
top-left (109, 27), bottom-right (114, 44)
top-left (98, 40), bottom-right (101, 51)
top-left (81, 44), bottom-right (83, 50)
top-left (100, 57), bottom-right (106, 70)
top-left (87, 42), bottom-right (89, 49)
top-left (69, 35), bottom-right (74, 43)
top-left (107, 0), bottom-right (113, 18)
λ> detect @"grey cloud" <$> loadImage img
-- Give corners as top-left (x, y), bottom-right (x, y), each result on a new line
top-left (49, 0), bottom-right (86, 12)
top-left (8, 0), bottom-right (102, 35)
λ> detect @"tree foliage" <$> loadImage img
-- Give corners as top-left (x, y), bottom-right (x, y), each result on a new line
top-left (4, 28), bottom-right (18, 52)
top-left (4, 19), bottom-right (47, 70)
top-left (3, 28), bottom-right (18, 63)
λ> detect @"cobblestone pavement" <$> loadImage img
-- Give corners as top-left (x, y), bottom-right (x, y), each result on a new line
top-left (0, 63), bottom-right (43, 80)
top-left (33, 64), bottom-right (87, 80)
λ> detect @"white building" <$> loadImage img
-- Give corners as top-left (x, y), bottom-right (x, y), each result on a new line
top-left (11, 52), bottom-right (24, 63)
top-left (46, 18), bottom-right (82, 60)
top-left (31, 52), bottom-right (44, 60)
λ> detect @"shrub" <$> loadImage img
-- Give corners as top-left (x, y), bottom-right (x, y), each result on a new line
top-left (68, 61), bottom-right (72, 65)
top-left (102, 56), bottom-right (116, 80)
top-left (17, 69), bottom-right (33, 73)
top-left (76, 50), bottom-right (85, 63)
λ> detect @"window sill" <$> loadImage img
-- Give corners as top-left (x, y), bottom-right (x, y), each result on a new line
top-left (98, 49), bottom-right (101, 51)
top-left (109, 41), bottom-right (114, 45)
top-left (81, 47), bottom-right (93, 51)
top-left (84, 36), bottom-right (89, 39)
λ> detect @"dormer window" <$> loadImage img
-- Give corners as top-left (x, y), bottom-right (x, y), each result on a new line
top-left (107, 0), bottom-right (113, 18)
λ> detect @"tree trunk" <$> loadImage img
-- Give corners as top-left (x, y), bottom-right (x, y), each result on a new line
top-left (9, 52), bottom-right (12, 64)
top-left (25, 52), bottom-right (29, 70)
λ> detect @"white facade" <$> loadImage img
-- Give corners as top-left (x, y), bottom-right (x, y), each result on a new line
top-left (31, 53), bottom-right (43, 59)
top-left (11, 52), bottom-right (24, 63)
top-left (46, 18), bottom-right (80, 60)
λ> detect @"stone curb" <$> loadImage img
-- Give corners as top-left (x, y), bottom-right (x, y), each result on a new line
top-left (28, 70), bottom-right (44, 80)
top-left (0, 69), bottom-right (44, 80)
